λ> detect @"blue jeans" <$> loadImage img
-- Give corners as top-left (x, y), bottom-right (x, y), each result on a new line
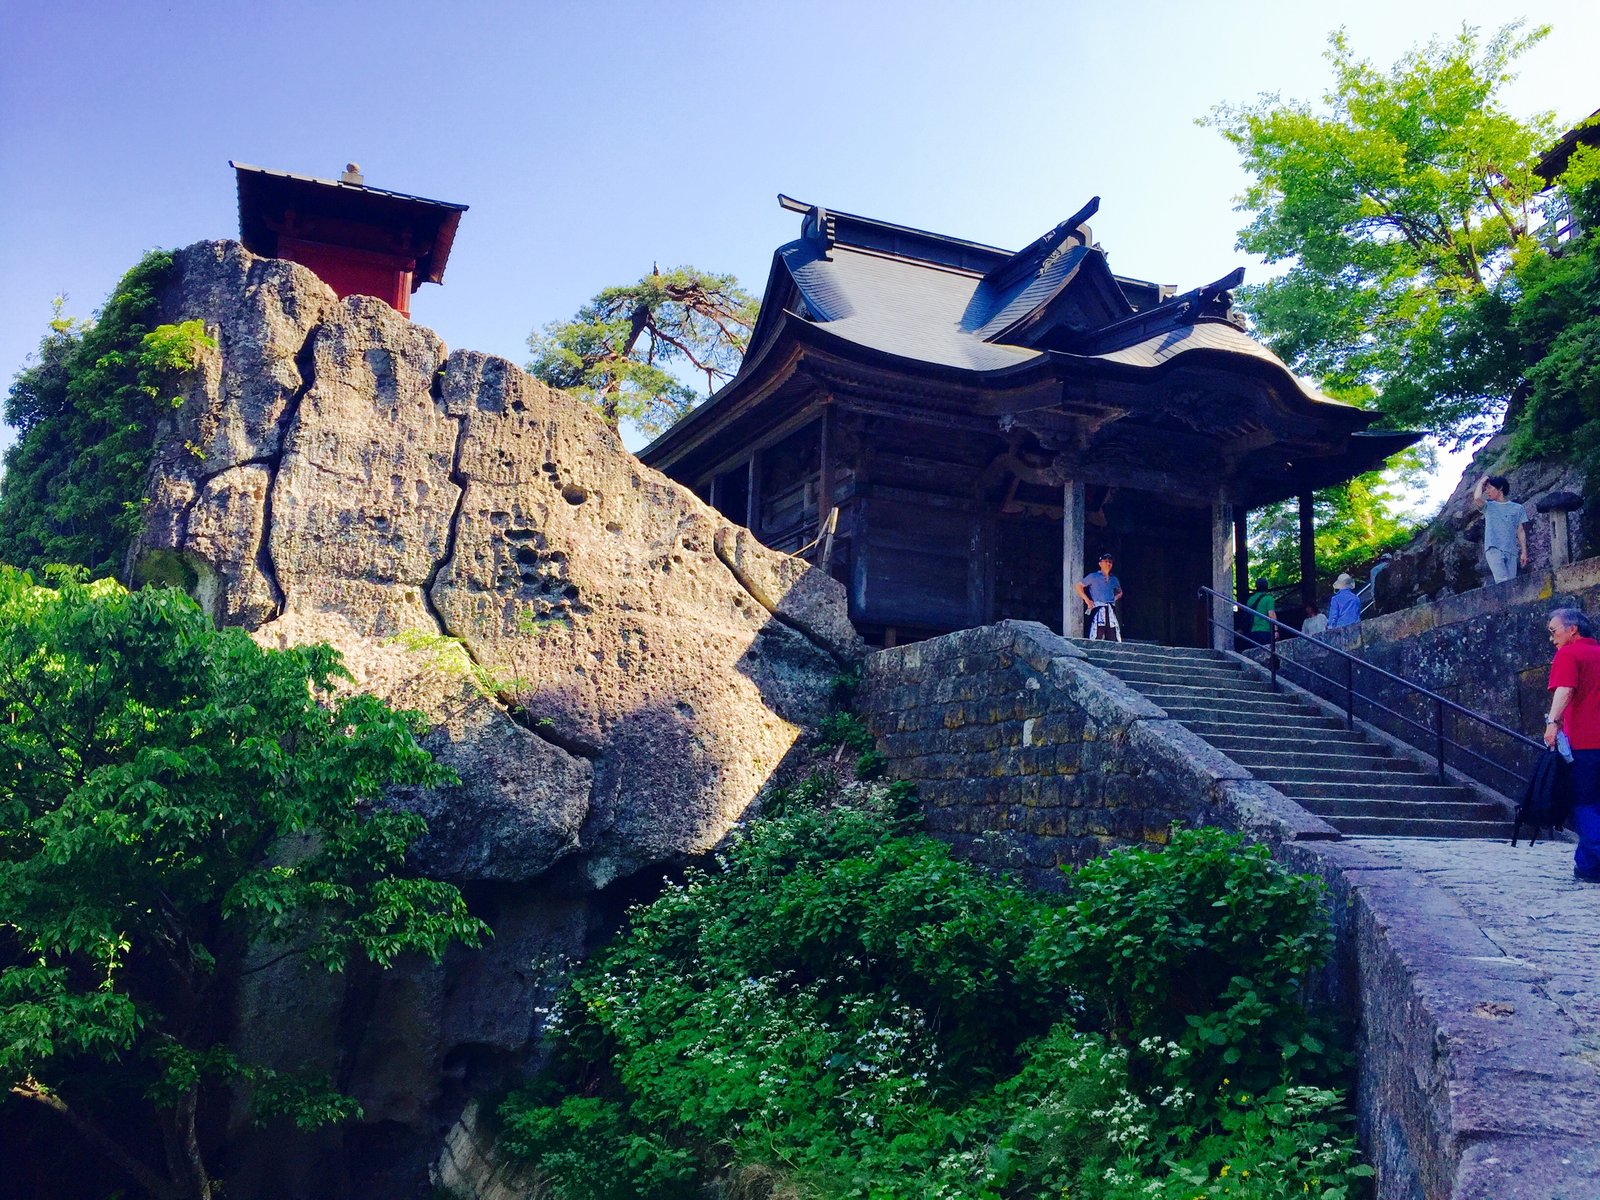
top-left (1486, 546), bottom-right (1517, 583)
top-left (1570, 749), bottom-right (1600, 878)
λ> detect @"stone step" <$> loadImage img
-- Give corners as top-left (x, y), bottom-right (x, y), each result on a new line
top-left (1275, 781), bottom-right (1474, 804)
top-left (1109, 666), bottom-right (1261, 689)
top-left (1248, 763), bottom-right (1434, 787)
top-left (1339, 817), bottom-right (1512, 839)
top-left (1204, 731), bottom-right (1374, 753)
top-left (1293, 795), bottom-right (1505, 822)
top-left (1228, 747), bottom-right (1399, 771)
top-left (1073, 640), bottom-right (1223, 663)
top-left (1081, 643), bottom-right (1233, 662)
top-left (1085, 657), bottom-right (1237, 679)
top-left (1144, 692), bottom-right (1312, 716)
top-left (1180, 713), bottom-right (1349, 736)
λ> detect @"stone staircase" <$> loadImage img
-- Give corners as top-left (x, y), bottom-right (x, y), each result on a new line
top-left (1073, 639), bottom-right (1512, 839)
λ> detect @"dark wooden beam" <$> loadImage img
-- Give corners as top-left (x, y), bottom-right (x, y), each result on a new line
top-left (746, 451), bottom-right (762, 534)
top-left (1234, 508), bottom-right (1249, 602)
top-left (817, 403), bottom-right (835, 544)
top-left (1297, 491), bottom-right (1316, 610)
top-left (832, 393), bottom-right (998, 434)
top-left (690, 397), bottom-right (822, 488)
top-left (1049, 458), bottom-right (1217, 506)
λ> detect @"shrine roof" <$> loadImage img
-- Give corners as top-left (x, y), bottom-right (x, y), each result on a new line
top-left (779, 236), bottom-right (1038, 373)
top-left (742, 195), bottom-right (1317, 389)
top-left (1536, 109), bottom-right (1600, 183)
top-left (641, 197), bottom-right (1415, 486)
top-left (231, 162), bottom-right (468, 286)
top-left (1091, 321), bottom-right (1287, 370)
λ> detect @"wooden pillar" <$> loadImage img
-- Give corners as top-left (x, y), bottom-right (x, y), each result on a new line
top-left (1061, 481), bottom-right (1085, 638)
top-left (1297, 491), bottom-right (1316, 611)
top-left (816, 405), bottom-right (834, 546)
top-left (1211, 502), bottom-right (1235, 652)
top-left (746, 451), bottom-right (762, 535)
top-left (1233, 508), bottom-right (1250, 602)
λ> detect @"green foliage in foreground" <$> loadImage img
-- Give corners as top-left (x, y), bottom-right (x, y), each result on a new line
top-left (499, 790), bottom-right (1369, 1199)
top-left (0, 570), bottom-right (487, 1200)
top-left (0, 252), bottom-right (216, 577)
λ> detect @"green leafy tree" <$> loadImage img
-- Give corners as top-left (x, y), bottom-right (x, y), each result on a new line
top-left (1246, 455), bottom-right (1429, 593)
top-left (0, 253), bottom-right (215, 577)
top-left (527, 266), bottom-right (757, 436)
top-left (0, 569), bottom-right (487, 1200)
top-left (1507, 143), bottom-right (1600, 504)
top-left (1204, 23), bottom-right (1558, 441)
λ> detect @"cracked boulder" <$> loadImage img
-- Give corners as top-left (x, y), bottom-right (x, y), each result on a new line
top-left (131, 240), bottom-right (864, 887)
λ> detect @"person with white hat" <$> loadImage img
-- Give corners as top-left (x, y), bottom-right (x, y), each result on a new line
top-left (1327, 573), bottom-right (1360, 630)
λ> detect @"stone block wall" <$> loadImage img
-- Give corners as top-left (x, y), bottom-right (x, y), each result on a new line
top-left (856, 620), bottom-right (1334, 889)
top-left (1275, 556), bottom-right (1600, 795)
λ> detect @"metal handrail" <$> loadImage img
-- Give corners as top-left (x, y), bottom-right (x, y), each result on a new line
top-left (1198, 585), bottom-right (1544, 793)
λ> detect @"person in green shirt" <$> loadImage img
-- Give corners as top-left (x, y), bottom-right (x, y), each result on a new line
top-left (1245, 580), bottom-right (1277, 648)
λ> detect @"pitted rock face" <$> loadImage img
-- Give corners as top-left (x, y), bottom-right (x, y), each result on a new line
top-left (133, 240), bottom-right (863, 886)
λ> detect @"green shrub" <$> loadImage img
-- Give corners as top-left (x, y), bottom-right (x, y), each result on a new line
top-left (854, 747), bottom-right (887, 779)
top-left (759, 766), bottom-right (840, 820)
top-left (813, 710), bottom-right (874, 753)
top-left (497, 1095), bottom-right (698, 1200)
top-left (500, 811), bottom-right (1364, 1199)
top-left (1027, 826), bottom-right (1337, 1094)
top-left (828, 665), bottom-right (863, 706)
top-left (0, 253), bottom-right (217, 577)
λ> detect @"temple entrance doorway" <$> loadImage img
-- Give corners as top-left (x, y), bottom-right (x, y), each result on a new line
top-left (1083, 489), bottom-right (1212, 647)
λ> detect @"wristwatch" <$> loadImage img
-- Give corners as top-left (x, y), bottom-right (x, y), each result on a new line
top-left (1545, 714), bottom-right (1559, 724)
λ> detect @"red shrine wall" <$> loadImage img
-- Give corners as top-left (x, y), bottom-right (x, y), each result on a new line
top-left (278, 236), bottom-right (415, 316)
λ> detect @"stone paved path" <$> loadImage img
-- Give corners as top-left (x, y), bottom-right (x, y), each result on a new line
top-left (1352, 836), bottom-right (1600, 1069)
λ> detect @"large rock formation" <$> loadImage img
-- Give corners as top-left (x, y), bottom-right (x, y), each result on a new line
top-left (127, 241), bottom-right (862, 1195)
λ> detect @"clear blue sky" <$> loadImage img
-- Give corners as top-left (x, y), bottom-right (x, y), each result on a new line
top-left (4, 0), bottom-right (1597, 485)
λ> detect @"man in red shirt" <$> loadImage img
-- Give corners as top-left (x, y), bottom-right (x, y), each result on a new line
top-left (1545, 607), bottom-right (1600, 881)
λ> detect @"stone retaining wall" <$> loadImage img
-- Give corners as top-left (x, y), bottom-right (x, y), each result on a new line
top-left (1278, 838), bottom-right (1600, 1200)
top-left (856, 620), bottom-right (1334, 890)
top-left (1276, 556), bottom-right (1600, 794)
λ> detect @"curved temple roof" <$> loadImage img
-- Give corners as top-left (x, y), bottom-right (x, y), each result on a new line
top-left (643, 196), bottom-right (1419, 506)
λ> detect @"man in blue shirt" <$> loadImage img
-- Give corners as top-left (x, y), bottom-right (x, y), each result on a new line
top-left (1074, 553), bottom-right (1124, 640)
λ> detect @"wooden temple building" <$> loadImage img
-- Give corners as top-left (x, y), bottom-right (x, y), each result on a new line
top-left (231, 161), bottom-right (467, 318)
top-left (646, 196), bottom-right (1420, 648)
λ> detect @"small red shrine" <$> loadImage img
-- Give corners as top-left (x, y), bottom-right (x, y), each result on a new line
top-left (230, 161), bottom-right (468, 317)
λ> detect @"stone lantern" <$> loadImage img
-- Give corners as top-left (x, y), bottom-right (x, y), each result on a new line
top-left (1536, 490), bottom-right (1584, 568)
